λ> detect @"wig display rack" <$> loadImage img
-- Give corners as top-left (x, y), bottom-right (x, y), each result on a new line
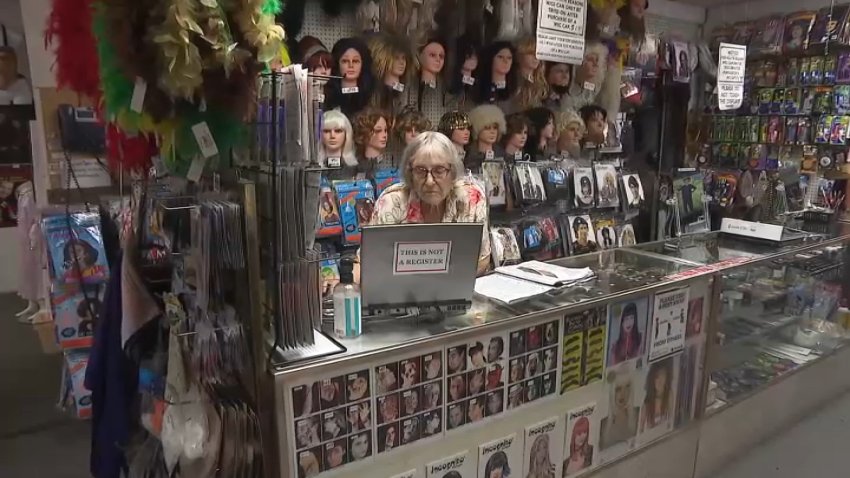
top-left (234, 70), bottom-right (346, 370)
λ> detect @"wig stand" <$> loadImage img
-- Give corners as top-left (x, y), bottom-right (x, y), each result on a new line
top-left (15, 300), bottom-right (38, 318)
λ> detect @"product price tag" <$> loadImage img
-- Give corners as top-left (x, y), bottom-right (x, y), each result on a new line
top-left (583, 81), bottom-right (596, 91)
top-left (130, 77), bottom-right (147, 113)
top-left (426, 80), bottom-right (437, 89)
top-left (485, 150), bottom-right (494, 160)
top-left (495, 80), bottom-right (507, 89)
top-left (192, 121), bottom-right (219, 158)
top-left (342, 86), bottom-right (359, 94)
top-left (327, 157), bottom-right (341, 168)
top-left (392, 82), bottom-right (405, 92)
top-left (462, 75), bottom-right (476, 86)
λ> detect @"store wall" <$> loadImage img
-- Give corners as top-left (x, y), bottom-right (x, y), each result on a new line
top-left (706, 0), bottom-right (836, 30)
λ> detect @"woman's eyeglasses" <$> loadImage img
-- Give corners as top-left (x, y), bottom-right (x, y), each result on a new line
top-left (411, 166), bottom-right (451, 180)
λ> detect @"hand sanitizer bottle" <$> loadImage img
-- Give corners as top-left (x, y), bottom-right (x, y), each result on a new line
top-left (333, 257), bottom-right (361, 338)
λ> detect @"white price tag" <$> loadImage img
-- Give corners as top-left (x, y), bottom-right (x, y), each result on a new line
top-left (342, 86), bottom-right (359, 94)
top-left (392, 82), bottom-right (405, 92)
top-left (192, 122), bottom-right (219, 158)
top-left (583, 81), bottom-right (596, 91)
top-left (485, 150), bottom-right (494, 160)
top-left (462, 75), bottom-right (476, 86)
top-left (130, 77), bottom-right (147, 113)
top-left (186, 156), bottom-right (208, 183)
top-left (495, 80), bottom-right (506, 89)
top-left (327, 157), bottom-right (341, 168)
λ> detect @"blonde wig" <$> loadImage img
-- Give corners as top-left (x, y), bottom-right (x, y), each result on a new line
top-left (555, 109), bottom-right (586, 137)
top-left (513, 37), bottom-right (549, 110)
top-left (318, 109), bottom-right (357, 167)
top-left (367, 33), bottom-right (417, 84)
top-left (468, 104), bottom-right (507, 140)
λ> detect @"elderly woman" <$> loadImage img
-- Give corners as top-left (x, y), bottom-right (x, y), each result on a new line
top-left (371, 131), bottom-right (491, 274)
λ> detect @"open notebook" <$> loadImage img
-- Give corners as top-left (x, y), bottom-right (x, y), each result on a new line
top-left (474, 261), bottom-right (595, 304)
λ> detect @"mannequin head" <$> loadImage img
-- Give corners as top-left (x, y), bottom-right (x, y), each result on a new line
top-left (474, 41), bottom-right (517, 103)
top-left (327, 38), bottom-right (375, 115)
top-left (448, 36), bottom-right (480, 95)
top-left (575, 42), bottom-right (608, 91)
top-left (525, 107), bottom-right (556, 157)
top-left (545, 62), bottom-right (571, 96)
top-left (502, 113), bottom-right (529, 156)
top-left (468, 104), bottom-right (507, 152)
top-left (555, 110), bottom-right (586, 155)
top-left (619, 0), bottom-right (648, 42)
top-left (353, 108), bottom-right (391, 159)
top-left (438, 111), bottom-right (472, 150)
top-left (394, 108), bottom-right (433, 145)
top-left (419, 39), bottom-right (447, 87)
top-left (368, 33), bottom-right (416, 88)
top-left (318, 110), bottom-right (357, 167)
top-left (298, 36), bottom-right (333, 77)
top-left (579, 104), bottom-right (608, 145)
top-left (514, 37), bottom-right (549, 110)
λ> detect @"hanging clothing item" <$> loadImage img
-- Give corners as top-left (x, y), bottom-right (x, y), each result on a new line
top-left (85, 253), bottom-right (139, 478)
top-left (16, 182), bottom-right (40, 301)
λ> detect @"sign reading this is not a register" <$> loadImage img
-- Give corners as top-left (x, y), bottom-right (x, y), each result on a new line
top-left (393, 241), bottom-right (452, 275)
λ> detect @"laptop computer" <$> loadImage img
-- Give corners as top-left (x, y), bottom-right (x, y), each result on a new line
top-left (360, 222), bottom-right (483, 313)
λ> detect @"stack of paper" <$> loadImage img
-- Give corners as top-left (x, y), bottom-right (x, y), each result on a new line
top-left (474, 261), bottom-right (595, 304)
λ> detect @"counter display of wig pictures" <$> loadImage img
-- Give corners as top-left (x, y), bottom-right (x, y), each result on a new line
top-left (284, 271), bottom-right (715, 478)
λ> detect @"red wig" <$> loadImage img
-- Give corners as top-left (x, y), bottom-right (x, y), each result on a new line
top-left (570, 417), bottom-right (591, 455)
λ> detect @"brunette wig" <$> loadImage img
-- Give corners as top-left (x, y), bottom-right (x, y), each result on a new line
top-left (298, 36), bottom-right (332, 73)
top-left (524, 107), bottom-right (555, 158)
top-left (352, 108), bottom-right (392, 156)
top-left (394, 107), bottom-right (433, 143)
top-left (472, 41), bottom-right (517, 104)
top-left (325, 37), bottom-right (375, 117)
top-left (447, 34), bottom-right (481, 95)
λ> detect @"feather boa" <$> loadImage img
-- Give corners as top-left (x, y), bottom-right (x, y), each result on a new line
top-left (45, 0), bottom-right (101, 101)
top-left (106, 124), bottom-right (157, 173)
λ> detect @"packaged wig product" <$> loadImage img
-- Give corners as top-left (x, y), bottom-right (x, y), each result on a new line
top-left (317, 176), bottom-right (343, 238)
top-left (333, 179), bottom-right (376, 245)
top-left (749, 15), bottom-right (785, 56)
top-left (783, 11), bottom-right (816, 54)
top-left (325, 37), bottom-right (375, 117)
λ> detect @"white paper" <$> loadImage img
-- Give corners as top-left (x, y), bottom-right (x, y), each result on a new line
top-left (524, 416), bottom-right (565, 478)
top-left (393, 241), bottom-right (452, 275)
top-left (536, 30), bottom-right (585, 65)
top-left (538, 0), bottom-right (586, 36)
top-left (191, 122), bottom-right (219, 158)
top-left (496, 261), bottom-right (594, 287)
top-left (130, 77), bottom-right (147, 113)
top-left (390, 470), bottom-right (420, 478)
top-left (717, 43), bottom-right (747, 111)
top-left (426, 450), bottom-right (475, 478)
top-left (474, 274), bottom-right (554, 304)
top-left (186, 156), bottom-right (208, 183)
top-left (478, 433), bottom-right (522, 478)
top-left (648, 288), bottom-right (690, 362)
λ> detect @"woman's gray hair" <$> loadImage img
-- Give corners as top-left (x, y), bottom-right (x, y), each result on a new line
top-left (399, 131), bottom-right (464, 186)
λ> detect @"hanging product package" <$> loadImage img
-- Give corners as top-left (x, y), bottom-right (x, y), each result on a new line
top-left (316, 176), bottom-right (343, 238)
top-left (333, 179), bottom-right (375, 245)
top-left (42, 211), bottom-right (109, 285)
top-left (810, 5), bottom-right (850, 47)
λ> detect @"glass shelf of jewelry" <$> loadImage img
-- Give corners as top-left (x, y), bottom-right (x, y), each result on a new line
top-left (706, 237), bottom-right (850, 414)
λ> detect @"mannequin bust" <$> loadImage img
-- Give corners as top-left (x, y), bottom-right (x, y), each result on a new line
top-left (514, 37), bottom-right (548, 110)
top-left (419, 40), bottom-right (446, 88)
top-left (449, 36), bottom-right (480, 97)
top-left (474, 41), bottom-right (517, 104)
top-left (368, 33), bottom-right (415, 111)
top-left (502, 113), bottom-right (530, 161)
top-left (326, 38), bottom-right (374, 116)
top-left (354, 108), bottom-right (391, 164)
top-left (299, 36), bottom-right (333, 77)
top-left (394, 108), bottom-right (433, 146)
top-left (555, 110), bottom-right (586, 157)
top-left (561, 42), bottom-right (608, 111)
top-left (545, 62), bottom-right (571, 108)
top-left (318, 110), bottom-right (357, 168)
top-left (579, 104), bottom-right (608, 146)
top-left (438, 111), bottom-right (471, 160)
top-left (466, 104), bottom-right (507, 168)
top-left (524, 107), bottom-right (556, 160)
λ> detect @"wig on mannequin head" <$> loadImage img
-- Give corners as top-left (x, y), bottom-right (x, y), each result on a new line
top-left (319, 109), bottom-right (357, 167)
top-left (576, 41), bottom-right (609, 92)
top-left (555, 109), bottom-right (586, 155)
top-left (394, 107), bottom-right (433, 143)
top-left (496, 0), bottom-right (534, 41)
top-left (325, 37), bottom-right (375, 117)
top-left (514, 37), bottom-right (549, 110)
top-left (524, 107), bottom-right (556, 157)
top-left (438, 111), bottom-right (471, 138)
top-left (447, 34), bottom-right (481, 96)
top-left (619, 0), bottom-right (648, 44)
top-left (473, 41), bottom-right (518, 104)
top-left (353, 108), bottom-right (392, 157)
top-left (356, 0), bottom-right (381, 33)
top-left (468, 104), bottom-right (507, 140)
top-left (368, 33), bottom-right (417, 85)
top-left (380, 0), bottom-right (440, 46)
top-left (298, 36), bottom-right (333, 74)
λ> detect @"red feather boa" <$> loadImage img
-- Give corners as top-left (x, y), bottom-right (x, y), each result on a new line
top-left (106, 124), bottom-right (156, 174)
top-left (45, 0), bottom-right (101, 102)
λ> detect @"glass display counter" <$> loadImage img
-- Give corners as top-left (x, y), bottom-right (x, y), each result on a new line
top-left (270, 229), bottom-right (850, 478)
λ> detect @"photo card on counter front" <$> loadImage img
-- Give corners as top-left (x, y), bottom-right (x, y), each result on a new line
top-left (564, 403), bottom-right (600, 477)
top-left (607, 297), bottom-right (650, 367)
top-left (478, 433), bottom-right (523, 478)
top-left (426, 450), bottom-right (476, 478)
top-left (523, 416), bottom-right (565, 478)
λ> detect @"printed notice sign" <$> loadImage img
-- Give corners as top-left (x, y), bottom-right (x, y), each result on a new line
top-left (648, 288), bottom-right (690, 362)
top-left (394, 241), bottom-right (452, 275)
top-left (536, 0), bottom-right (586, 65)
top-left (717, 43), bottom-right (747, 111)
top-left (539, 0), bottom-right (586, 36)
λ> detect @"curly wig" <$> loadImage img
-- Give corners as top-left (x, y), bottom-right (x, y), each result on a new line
top-left (325, 37), bottom-right (375, 116)
top-left (393, 107), bottom-right (433, 143)
top-left (353, 108), bottom-right (391, 155)
top-left (513, 36), bottom-right (549, 110)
